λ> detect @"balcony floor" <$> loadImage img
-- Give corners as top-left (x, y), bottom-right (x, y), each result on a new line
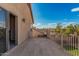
top-left (3, 37), bottom-right (69, 56)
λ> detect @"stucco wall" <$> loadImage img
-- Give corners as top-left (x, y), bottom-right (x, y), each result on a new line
top-left (32, 29), bottom-right (44, 38)
top-left (0, 3), bottom-right (33, 44)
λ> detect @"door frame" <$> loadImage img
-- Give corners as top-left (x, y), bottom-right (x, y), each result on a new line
top-left (7, 12), bottom-right (18, 50)
top-left (9, 13), bottom-right (18, 45)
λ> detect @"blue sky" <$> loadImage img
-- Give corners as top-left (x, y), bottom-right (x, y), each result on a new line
top-left (32, 3), bottom-right (79, 28)
top-left (0, 9), bottom-right (6, 28)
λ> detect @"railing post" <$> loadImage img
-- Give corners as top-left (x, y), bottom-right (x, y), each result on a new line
top-left (78, 36), bottom-right (79, 50)
top-left (74, 32), bottom-right (78, 55)
top-left (61, 34), bottom-right (63, 47)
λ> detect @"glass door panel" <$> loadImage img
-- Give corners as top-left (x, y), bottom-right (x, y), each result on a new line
top-left (0, 8), bottom-right (6, 55)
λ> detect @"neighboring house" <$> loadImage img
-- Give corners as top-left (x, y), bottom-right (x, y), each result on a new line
top-left (32, 28), bottom-right (48, 38)
top-left (32, 28), bottom-right (44, 38)
top-left (0, 3), bottom-right (33, 54)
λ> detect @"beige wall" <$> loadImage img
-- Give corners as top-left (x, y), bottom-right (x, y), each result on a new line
top-left (0, 3), bottom-right (33, 44)
top-left (32, 29), bottom-right (44, 38)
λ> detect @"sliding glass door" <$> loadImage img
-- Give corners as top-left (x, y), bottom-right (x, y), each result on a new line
top-left (0, 7), bottom-right (17, 55)
top-left (0, 8), bottom-right (7, 55)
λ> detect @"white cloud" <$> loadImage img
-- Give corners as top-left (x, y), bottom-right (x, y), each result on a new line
top-left (36, 23), bottom-right (57, 29)
top-left (0, 21), bottom-right (5, 28)
top-left (62, 22), bottom-right (77, 28)
top-left (35, 23), bottom-right (41, 26)
top-left (71, 7), bottom-right (79, 12)
top-left (48, 22), bottom-right (77, 28)
top-left (48, 23), bottom-right (56, 26)
top-left (65, 22), bottom-right (76, 26)
top-left (33, 23), bottom-right (41, 27)
top-left (47, 23), bottom-right (57, 28)
top-left (32, 22), bottom-right (78, 29)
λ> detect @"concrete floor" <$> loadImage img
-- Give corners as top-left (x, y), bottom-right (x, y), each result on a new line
top-left (3, 37), bottom-right (69, 56)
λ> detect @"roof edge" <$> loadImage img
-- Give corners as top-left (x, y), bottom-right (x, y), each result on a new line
top-left (27, 3), bottom-right (34, 24)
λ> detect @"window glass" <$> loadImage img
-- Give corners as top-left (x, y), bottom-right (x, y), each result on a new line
top-left (0, 8), bottom-right (6, 55)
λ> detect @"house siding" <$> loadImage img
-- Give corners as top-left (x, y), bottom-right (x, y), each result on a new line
top-left (0, 3), bottom-right (33, 44)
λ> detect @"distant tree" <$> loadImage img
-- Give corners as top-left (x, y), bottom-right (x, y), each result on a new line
top-left (74, 24), bottom-right (79, 35)
top-left (64, 24), bottom-right (74, 35)
top-left (55, 23), bottom-right (62, 34)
